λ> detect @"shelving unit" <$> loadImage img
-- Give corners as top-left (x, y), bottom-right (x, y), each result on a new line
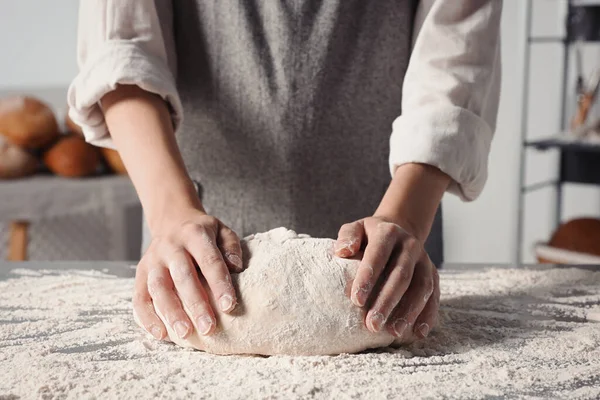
top-left (516, 0), bottom-right (600, 264)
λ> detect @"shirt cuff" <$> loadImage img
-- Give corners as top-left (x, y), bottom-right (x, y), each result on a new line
top-left (389, 105), bottom-right (493, 201)
top-left (67, 41), bottom-right (182, 149)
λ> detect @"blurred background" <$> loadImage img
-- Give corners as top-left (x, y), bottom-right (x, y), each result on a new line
top-left (1, 0), bottom-right (600, 265)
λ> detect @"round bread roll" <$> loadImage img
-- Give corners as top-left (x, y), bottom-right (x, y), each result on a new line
top-left (0, 135), bottom-right (38, 179)
top-left (43, 135), bottom-right (101, 178)
top-left (101, 148), bottom-right (127, 175)
top-left (65, 111), bottom-right (84, 137)
top-left (538, 218), bottom-right (600, 263)
top-left (0, 96), bottom-right (59, 149)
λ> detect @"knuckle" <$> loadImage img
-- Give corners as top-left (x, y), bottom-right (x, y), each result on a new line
top-left (399, 250), bottom-right (418, 268)
top-left (405, 311), bottom-right (419, 326)
top-left (182, 221), bottom-right (205, 237)
top-left (158, 238), bottom-right (180, 253)
top-left (221, 227), bottom-right (239, 240)
top-left (132, 291), bottom-right (150, 308)
top-left (339, 222), bottom-right (353, 233)
top-left (165, 311), bottom-right (184, 326)
top-left (135, 263), bottom-right (148, 279)
top-left (186, 299), bottom-right (208, 316)
top-left (397, 266), bottom-right (412, 283)
top-left (169, 260), bottom-right (196, 284)
top-left (141, 252), bottom-right (159, 269)
top-left (406, 237), bottom-right (422, 254)
top-left (201, 253), bottom-right (225, 267)
top-left (201, 215), bottom-right (219, 227)
top-left (422, 276), bottom-right (435, 300)
top-left (374, 301), bottom-right (394, 319)
top-left (147, 275), bottom-right (168, 297)
top-left (377, 223), bottom-right (398, 240)
top-left (214, 275), bottom-right (234, 292)
top-left (432, 267), bottom-right (440, 284)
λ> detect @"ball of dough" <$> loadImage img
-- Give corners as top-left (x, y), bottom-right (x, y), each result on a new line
top-left (0, 96), bottom-right (59, 149)
top-left (0, 135), bottom-right (38, 179)
top-left (101, 148), bottom-right (127, 175)
top-left (155, 228), bottom-right (400, 356)
top-left (43, 135), bottom-right (101, 178)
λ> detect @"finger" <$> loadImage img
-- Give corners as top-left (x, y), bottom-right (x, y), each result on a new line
top-left (217, 226), bottom-right (244, 272)
top-left (365, 239), bottom-right (420, 333)
top-left (147, 264), bottom-right (194, 339)
top-left (167, 249), bottom-right (216, 336)
top-left (386, 259), bottom-right (436, 339)
top-left (412, 267), bottom-right (440, 339)
top-left (351, 223), bottom-right (398, 309)
top-left (335, 221), bottom-right (364, 257)
top-left (133, 259), bottom-right (167, 340)
top-left (184, 224), bottom-right (237, 314)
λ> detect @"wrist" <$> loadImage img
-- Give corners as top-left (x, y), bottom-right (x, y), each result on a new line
top-left (145, 178), bottom-right (206, 234)
top-left (375, 163), bottom-right (450, 241)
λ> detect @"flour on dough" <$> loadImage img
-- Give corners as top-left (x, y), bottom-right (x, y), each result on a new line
top-left (159, 227), bottom-right (399, 356)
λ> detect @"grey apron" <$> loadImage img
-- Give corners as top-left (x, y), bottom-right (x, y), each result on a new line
top-left (143, 0), bottom-right (443, 267)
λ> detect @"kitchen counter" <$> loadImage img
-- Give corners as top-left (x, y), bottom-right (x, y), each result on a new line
top-left (1, 262), bottom-right (600, 399)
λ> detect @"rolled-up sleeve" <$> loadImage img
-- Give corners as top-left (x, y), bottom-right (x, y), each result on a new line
top-left (67, 0), bottom-right (182, 149)
top-left (390, 0), bottom-right (502, 201)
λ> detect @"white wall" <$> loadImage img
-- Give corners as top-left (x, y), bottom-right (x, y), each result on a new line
top-left (443, 0), bottom-right (600, 264)
top-left (0, 0), bottom-right (79, 90)
top-left (442, 1), bottom-right (523, 264)
top-left (1, 1), bottom-right (598, 264)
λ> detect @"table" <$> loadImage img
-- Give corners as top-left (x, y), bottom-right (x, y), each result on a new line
top-left (1, 262), bottom-right (600, 399)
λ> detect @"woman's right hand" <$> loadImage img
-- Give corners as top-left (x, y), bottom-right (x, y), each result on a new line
top-left (99, 85), bottom-right (242, 341)
top-left (133, 208), bottom-right (244, 341)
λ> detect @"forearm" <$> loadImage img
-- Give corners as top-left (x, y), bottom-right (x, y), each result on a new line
top-left (102, 85), bottom-right (202, 232)
top-left (375, 163), bottom-right (450, 242)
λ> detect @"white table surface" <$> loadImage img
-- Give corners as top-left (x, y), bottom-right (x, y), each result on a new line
top-left (1, 262), bottom-right (600, 399)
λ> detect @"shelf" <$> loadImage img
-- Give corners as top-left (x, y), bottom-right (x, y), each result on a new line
top-left (528, 37), bottom-right (566, 44)
top-left (571, 0), bottom-right (600, 7)
top-left (521, 180), bottom-right (559, 193)
top-left (525, 136), bottom-right (600, 185)
top-left (525, 136), bottom-right (600, 152)
top-left (568, 3), bottom-right (600, 42)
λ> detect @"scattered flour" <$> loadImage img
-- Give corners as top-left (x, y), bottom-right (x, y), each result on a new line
top-left (1, 264), bottom-right (600, 399)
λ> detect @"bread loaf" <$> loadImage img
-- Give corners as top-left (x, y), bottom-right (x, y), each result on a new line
top-left (43, 135), bottom-right (101, 177)
top-left (65, 111), bottom-right (84, 137)
top-left (538, 218), bottom-right (600, 263)
top-left (0, 96), bottom-right (59, 149)
top-left (101, 148), bottom-right (127, 175)
top-left (0, 135), bottom-right (38, 179)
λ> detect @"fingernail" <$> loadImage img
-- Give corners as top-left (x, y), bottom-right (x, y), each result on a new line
top-left (197, 315), bottom-right (214, 335)
top-left (334, 240), bottom-right (352, 255)
top-left (334, 240), bottom-right (349, 251)
top-left (150, 325), bottom-right (163, 340)
top-left (418, 323), bottom-right (430, 338)
top-left (219, 294), bottom-right (235, 312)
top-left (393, 319), bottom-right (408, 337)
top-left (173, 321), bottom-right (191, 339)
top-left (352, 282), bottom-right (371, 307)
top-left (368, 311), bottom-right (385, 332)
top-left (227, 253), bottom-right (243, 270)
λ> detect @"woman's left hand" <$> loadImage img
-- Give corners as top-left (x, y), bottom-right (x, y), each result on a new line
top-left (335, 216), bottom-right (440, 343)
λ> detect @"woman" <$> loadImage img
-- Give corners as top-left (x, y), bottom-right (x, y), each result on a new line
top-left (68, 0), bottom-right (501, 344)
